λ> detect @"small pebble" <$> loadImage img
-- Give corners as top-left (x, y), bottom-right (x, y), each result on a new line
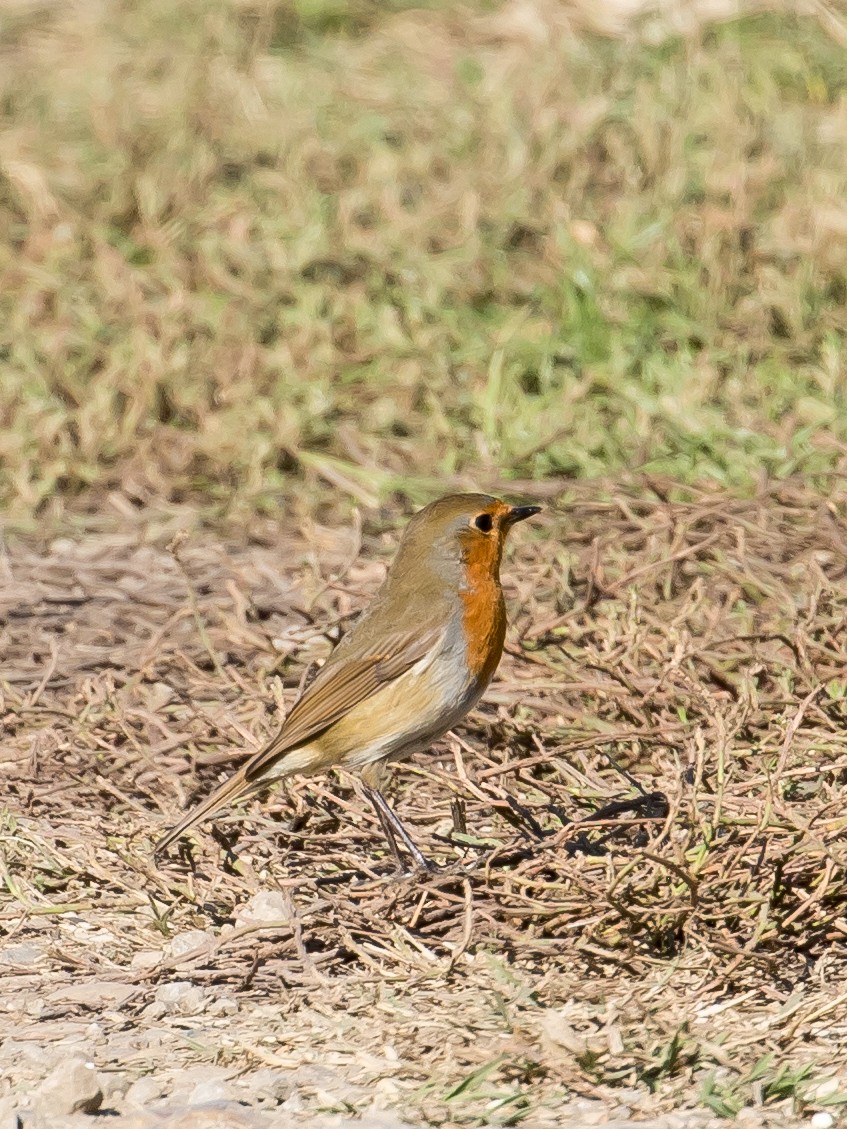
top-left (278, 1089), bottom-right (305, 1113)
top-left (100, 1070), bottom-right (131, 1101)
top-left (234, 891), bottom-right (291, 927)
top-left (0, 943), bottom-right (43, 966)
top-left (241, 1068), bottom-right (291, 1104)
top-left (811, 1113), bottom-right (835, 1129)
top-left (187, 1079), bottom-right (240, 1105)
top-left (168, 1064), bottom-right (236, 1103)
top-left (0, 1096), bottom-right (19, 1129)
top-left (125, 1075), bottom-right (167, 1107)
top-left (35, 1056), bottom-right (103, 1116)
top-left (130, 950), bottom-right (163, 971)
top-left (165, 929), bottom-right (215, 962)
top-left (154, 981), bottom-right (206, 1015)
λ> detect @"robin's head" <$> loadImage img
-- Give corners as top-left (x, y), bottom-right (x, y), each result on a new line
top-left (391, 493), bottom-right (541, 589)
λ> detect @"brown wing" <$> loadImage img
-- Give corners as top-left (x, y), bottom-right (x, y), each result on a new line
top-left (153, 624), bottom-right (445, 856)
top-left (242, 624), bottom-right (443, 783)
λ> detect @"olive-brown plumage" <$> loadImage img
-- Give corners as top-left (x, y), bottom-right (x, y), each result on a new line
top-left (155, 493), bottom-right (539, 866)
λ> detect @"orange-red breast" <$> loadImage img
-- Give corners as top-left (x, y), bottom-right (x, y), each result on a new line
top-left (154, 494), bottom-right (540, 868)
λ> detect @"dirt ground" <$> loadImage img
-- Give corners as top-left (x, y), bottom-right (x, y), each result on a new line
top-left (3, 479), bottom-right (847, 1127)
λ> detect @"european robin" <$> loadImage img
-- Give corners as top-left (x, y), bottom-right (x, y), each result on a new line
top-left (154, 493), bottom-right (540, 868)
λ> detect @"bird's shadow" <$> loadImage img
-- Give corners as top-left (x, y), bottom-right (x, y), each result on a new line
top-left (162, 787), bottom-right (670, 890)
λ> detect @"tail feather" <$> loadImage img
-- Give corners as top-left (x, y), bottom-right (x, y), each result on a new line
top-left (154, 764), bottom-right (260, 858)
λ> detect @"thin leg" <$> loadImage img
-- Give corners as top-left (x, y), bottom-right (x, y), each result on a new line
top-left (363, 785), bottom-right (437, 873)
top-left (369, 793), bottom-right (405, 870)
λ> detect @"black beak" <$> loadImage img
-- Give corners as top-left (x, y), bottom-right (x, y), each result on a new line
top-left (506, 504), bottom-right (542, 525)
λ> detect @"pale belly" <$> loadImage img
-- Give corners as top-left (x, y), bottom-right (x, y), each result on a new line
top-left (269, 623), bottom-right (491, 778)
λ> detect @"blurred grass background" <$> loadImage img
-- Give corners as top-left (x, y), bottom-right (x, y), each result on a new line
top-left (2, 0), bottom-right (847, 527)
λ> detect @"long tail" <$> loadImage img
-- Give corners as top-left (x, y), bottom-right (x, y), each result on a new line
top-left (154, 763), bottom-right (265, 858)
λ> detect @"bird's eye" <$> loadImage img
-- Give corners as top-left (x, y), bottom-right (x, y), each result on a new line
top-left (473, 513), bottom-right (494, 533)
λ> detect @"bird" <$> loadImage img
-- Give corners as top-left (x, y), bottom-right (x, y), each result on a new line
top-left (154, 493), bottom-right (540, 869)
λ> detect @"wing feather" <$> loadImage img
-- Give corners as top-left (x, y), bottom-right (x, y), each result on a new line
top-left (154, 622), bottom-right (446, 856)
top-left (242, 625), bottom-right (443, 783)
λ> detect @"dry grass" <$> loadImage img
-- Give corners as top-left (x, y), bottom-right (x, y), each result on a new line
top-left (2, 0), bottom-right (847, 526)
top-left (4, 0), bottom-right (847, 1122)
top-left (4, 479), bottom-right (847, 1123)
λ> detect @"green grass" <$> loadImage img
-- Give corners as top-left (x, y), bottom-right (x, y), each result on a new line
top-left (2, 0), bottom-right (847, 525)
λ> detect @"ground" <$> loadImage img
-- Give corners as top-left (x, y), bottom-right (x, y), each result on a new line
top-left (4, 480), bottom-right (847, 1126)
top-left (3, 0), bottom-right (847, 1124)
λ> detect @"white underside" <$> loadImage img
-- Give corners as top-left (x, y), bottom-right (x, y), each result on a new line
top-left (273, 617), bottom-right (488, 776)
top-left (346, 623), bottom-right (486, 768)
